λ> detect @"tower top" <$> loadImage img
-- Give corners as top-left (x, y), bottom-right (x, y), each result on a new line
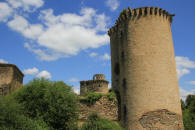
top-left (108, 6), bottom-right (175, 36)
top-left (93, 74), bottom-right (106, 80)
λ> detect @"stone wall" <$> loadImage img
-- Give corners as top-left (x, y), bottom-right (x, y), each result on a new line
top-left (0, 64), bottom-right (24, 96)
top-left (79, 96), bottom-right (118, 125)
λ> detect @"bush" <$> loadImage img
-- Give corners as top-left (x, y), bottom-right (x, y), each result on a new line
top-left (120, 9), bottom-right (127, 16)
top-left (81, 92), bottom-right (103, 105)
top-left (183, 109), bottom-right (195, 130)
top-left (107, 92), bottom-right (116, 101)
top-left (182, 95), bottom-right (195, 129)
top-left (0, 96), bottom-right (48, 130)
top-left (12, 78), bottom-right (79, 130)
top-left (81, 113), bottom-right (124, 130)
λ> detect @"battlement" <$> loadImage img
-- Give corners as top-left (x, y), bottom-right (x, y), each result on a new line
top-left (93, 74), bottom-right (105, 80)
top-left (80, 74), bottom-right (109, 96)
top-left (108, 7), bottom-right (175, 36)
top-left (80, 80), bottom-right (108, 85)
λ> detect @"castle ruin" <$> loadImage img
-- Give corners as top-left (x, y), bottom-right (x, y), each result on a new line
top-left (80, 74), bottom-right (109, 96)
top-left (0, 63), bottom-right (24, 96)
top-left (108, 7), bottom-right (184, 129)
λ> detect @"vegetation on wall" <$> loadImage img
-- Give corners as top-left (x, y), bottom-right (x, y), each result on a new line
top-left (107, 91), bottom-right (116, 101)
top-left (119, 9), bottom-right (127, 17)
top-left (80, 92), bottom-right (103, 105)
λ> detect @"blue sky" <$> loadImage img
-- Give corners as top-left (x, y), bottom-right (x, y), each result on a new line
top-left (0, 0), bottom-right (194, 100)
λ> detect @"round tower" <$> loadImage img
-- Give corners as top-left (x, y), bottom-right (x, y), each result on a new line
top-left (108, 7), bottom-right (184, 130)
top-left (80, 74), bottom-right (109, 96)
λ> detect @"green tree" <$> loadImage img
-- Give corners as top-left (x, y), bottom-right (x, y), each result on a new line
top-left (12, 78), bottom-right (79, 130)
top-left (181, 99), bottom-right (186, 110)
top-left (182, 95), bottom-right (195, 130)
top-left (186, 95), bottom-right (195, 108)
top-left (0, 96), bottom-right (48, 130)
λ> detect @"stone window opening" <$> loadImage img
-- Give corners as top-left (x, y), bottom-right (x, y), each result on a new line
top-left (124, 105), bottom-right (127, 124)
top-left (114, 62), bottom-right (120, 75)
top-left (123, 78), bottom-right (126, 91)
top-left (115, 90), bottom-right (121, 121)
top-left (121, 51), bottom-right (125, 61)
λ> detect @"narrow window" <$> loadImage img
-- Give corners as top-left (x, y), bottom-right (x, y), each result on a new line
top-left (115, 90), bottom-right (121, 121)
top-left (114, 62), bottom-right (120, 75)
top-left (123, 78), bottom-right (126, 90)
top-left (124, 105), bottom-right (127, 124)
top-left (121, 51), bottom-right (124, 61)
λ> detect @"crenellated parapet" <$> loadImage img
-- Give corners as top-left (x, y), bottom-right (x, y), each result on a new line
top-left (108, 7), bottom-right (175, 36)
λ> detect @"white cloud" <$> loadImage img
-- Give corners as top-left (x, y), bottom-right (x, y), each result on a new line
top-left (73, 86), bottom-right (80, 94)
top-left (176, 56), bottom-right (195, 68)
top-left (180, 88), bottom-right (195, 101)
top-left (7, 0), bottom-right (44, 12)
top-left (7, 8), bottom-right (109, 61)
top-left (101, 53), bottom-right (111, 60)
top-left (176, 68), bottom-right (190, 79)
top-left (23, 67), bottom-right (39, 75)
top-left (187, 81), bottom-right (195, 85)
top-left (24, 42), bottom-right (63, 61)
top-left (8, 15), bottom-right (43, 40)
top-left (68, 78), bottom-right (79, 83)
top-left (108, 83), bottom-right (111, 89)
top-left (0, 59), bottom-right (8, 63)
top-left (90, 52), bottom-right (98, 57)
top-left (175, 56), bottom-right (195, 79)
top-left (36, 70), bottom-right (51, 79)
top-left (0, 2), bottom-right (12, 22)
top-left (105, 0), bottom-right (119, 11)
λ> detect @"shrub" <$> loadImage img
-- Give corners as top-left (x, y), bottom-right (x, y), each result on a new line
top-left (107, 92), bottom-right (116, 101)
top-left (0, 96), bottom-right (48, 130)
top-left (81, 113), bottom-right (124, 130)
top-left (81, 92), bottom-right (103, 105)
top-left (12, 78), bottom-right (79, 130)
top-left (120, 9), bottom-right (127, 17)
top-left (182, 95), bottom-right (195, 129)
top-left (183, 109), bottom-right (195, 130)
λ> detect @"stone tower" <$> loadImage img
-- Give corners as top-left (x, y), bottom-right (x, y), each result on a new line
top-left (108, 7), bottom-right (184, 129)
top-left (0, 63), bottom-right (24, 96)
top-left (80, 74), bottom-right (109, 96)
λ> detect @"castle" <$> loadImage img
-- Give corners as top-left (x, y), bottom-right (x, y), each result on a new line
top-left (0, 63), bottom-right (24, 96)
top-left (108, 6), bottom-right (184, 129)
top-left (80, 74), bottom-right (109, 96)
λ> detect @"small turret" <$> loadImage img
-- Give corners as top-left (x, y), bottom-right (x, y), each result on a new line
top-left (80, 74), bottom-right (109, 96)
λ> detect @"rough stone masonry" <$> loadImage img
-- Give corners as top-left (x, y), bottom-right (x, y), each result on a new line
top-left (0, 63), bottom-right (23, 96)
top-left (108, 6), bottom-right (184, 130)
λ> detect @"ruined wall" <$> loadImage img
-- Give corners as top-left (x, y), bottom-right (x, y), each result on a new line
top-left (0, 64), bottom-right (24, 96)
top-left (10, 67), bottom-right (23, 92)
top-left (0, 66), bottom-right (13, 86)
top-left (108, 7), bottom-right (184, 130)
top-left (79, 96), bottom-right (118, 125)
